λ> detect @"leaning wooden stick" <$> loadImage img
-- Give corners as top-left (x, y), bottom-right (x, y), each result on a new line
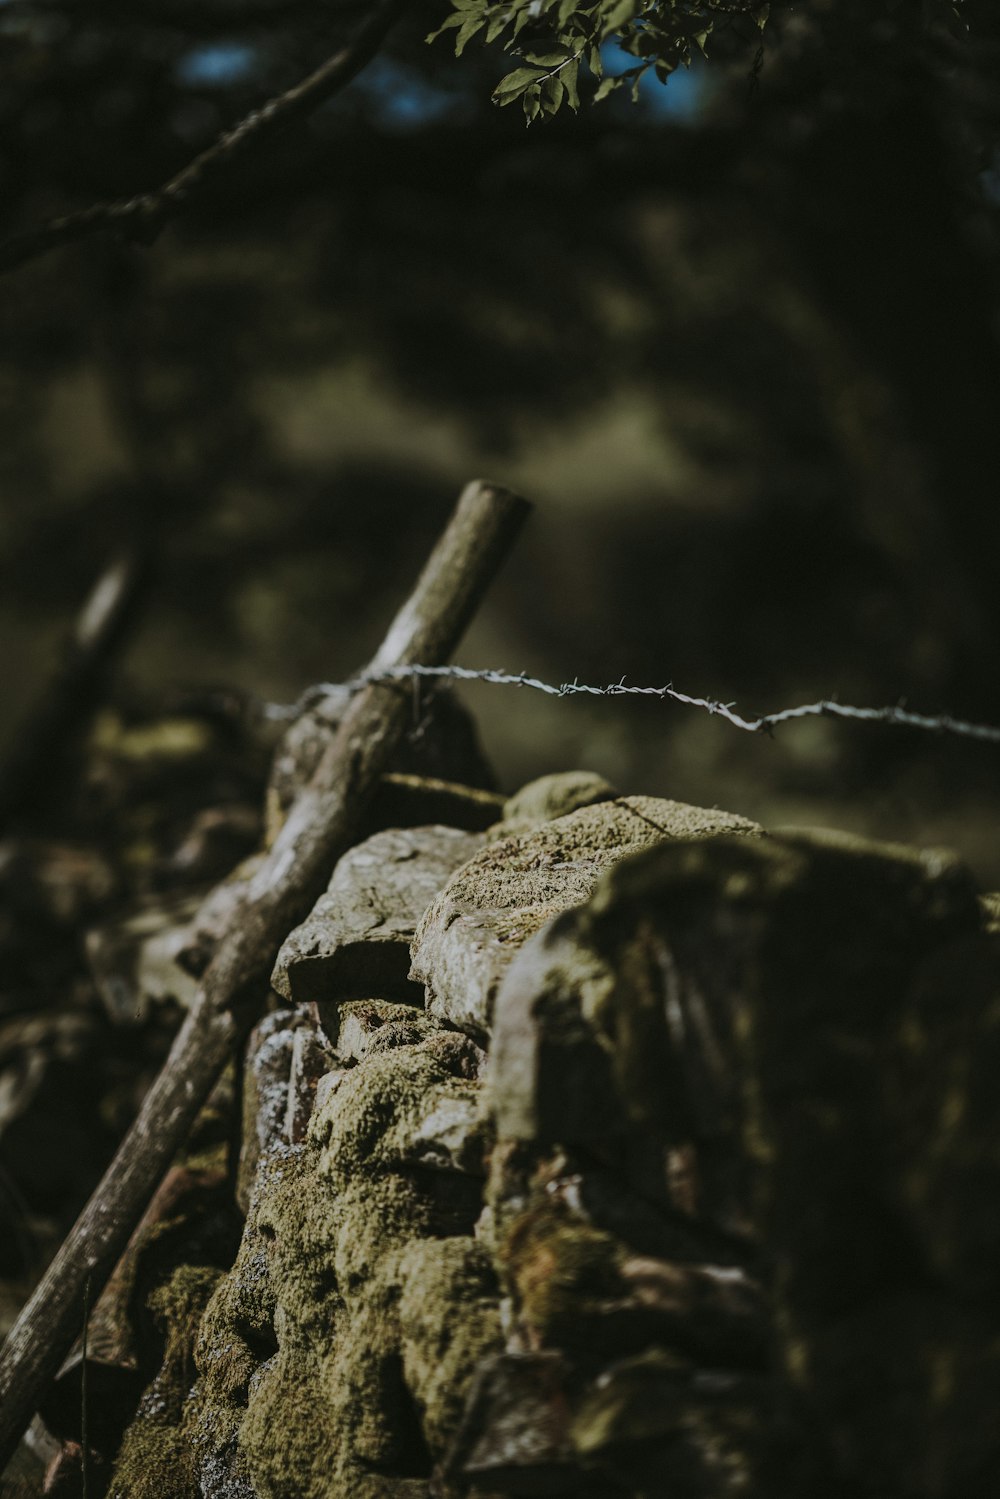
top-left (0, 479), bottom-right (530, 1468)
top-left (0, 547), bottom-right (152, 831)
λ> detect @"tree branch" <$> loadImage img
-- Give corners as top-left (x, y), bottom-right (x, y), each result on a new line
top-left (0, 0), bottom-right (412, 277)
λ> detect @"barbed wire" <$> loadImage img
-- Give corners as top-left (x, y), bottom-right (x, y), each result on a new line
top-left (263, 663), bottom-right (1000, 745)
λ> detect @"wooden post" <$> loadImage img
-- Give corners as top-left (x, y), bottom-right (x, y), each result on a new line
top-left (0, 480), bottom-right (530, 1468)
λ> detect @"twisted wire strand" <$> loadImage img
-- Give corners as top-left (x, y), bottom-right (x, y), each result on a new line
top-left (261, 664), bottom-right (1000, 745)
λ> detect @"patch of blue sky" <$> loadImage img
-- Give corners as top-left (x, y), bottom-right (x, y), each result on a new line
top-left (600, 38), bottom-right (712, 125)
top-left (356, 56), bottom-right (466, 130)
top-left (176, 41), bottom-right (260, 89)
top-left (980, 147), bottom-right (1000, 208)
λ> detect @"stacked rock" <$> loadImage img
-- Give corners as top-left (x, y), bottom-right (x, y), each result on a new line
top-left (104, 771), bottom-right (1000, 1499)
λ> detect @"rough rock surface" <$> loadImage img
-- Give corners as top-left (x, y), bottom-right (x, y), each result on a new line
top-left (186, 1036), bottom-right (501, 1499)
top-left (333, 998), bottom-right (440, 1063)
top-left (236, 1009), bottom-right (327, 1214)
top-left (495, 769), bottom-right (618, 840)
top-left (105, 777), bottom-right (1000, 1499)
top-left (272, 825), bottom-right (483, 1006)
top-left (481, 827), bottom-right (993, 1496)
top-left (410, 795), bottom-right (760, 1041)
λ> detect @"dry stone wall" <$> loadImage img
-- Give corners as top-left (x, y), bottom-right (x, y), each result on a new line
top-left (103, 773), bottom-right (1000, 1499)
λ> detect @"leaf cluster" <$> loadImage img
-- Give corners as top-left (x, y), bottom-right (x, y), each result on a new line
top-left (427, 0), bottom-right (772, 122)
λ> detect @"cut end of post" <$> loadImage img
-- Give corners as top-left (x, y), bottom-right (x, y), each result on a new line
top-left (371, 479), bottom-right (531, 675)
top-left (457, 479), bottom-right (533, 530)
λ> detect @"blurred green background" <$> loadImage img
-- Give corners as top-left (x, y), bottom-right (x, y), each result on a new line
top-left (2, 0), bottom-right (1000, 878)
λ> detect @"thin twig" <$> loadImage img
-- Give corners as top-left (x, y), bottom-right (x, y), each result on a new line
top-left (269, 664), bottom-right (1000, 747)
top-left (0, 0), bottom-right (412, 277)
top-left (0, 479), bottom-right (529, 1470)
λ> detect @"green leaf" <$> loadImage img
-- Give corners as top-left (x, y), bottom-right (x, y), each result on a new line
top-left (523, 84), bottom-right (542, 123)
top-left (486, 9), bottom-right (513, 42)
top-left (493, 64), bottom-right (546, 101)
top-left (543, 76), bottom-right (565, 113)
top-left (593, 74), bottom-right (619, 101)
top-left (588, 43), bottom-right (603, 77)
top-left (562, 54), bottom-right (580, 109)
top-left (455, 13), bottom-right (487, 55)
top-left (522, 49), bottom-right (572, 65)
top-left (600, 0), bottom-right (638, 38)
top-left (425, 11), bottom-right (465, 44)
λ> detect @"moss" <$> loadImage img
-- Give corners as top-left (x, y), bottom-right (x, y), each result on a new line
top-left (186, 1037), bottom-right (499, 1499)
top-left (109, 1265), bottom-right (224, 1499)
top-left (311, 1045), bottom-right (485, 1188)
top-left (500, 1201), bottom-right (624, 1344)
top-left (398, 1238), bottom-right (504, 1452)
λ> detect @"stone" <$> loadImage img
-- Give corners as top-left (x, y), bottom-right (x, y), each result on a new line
top-left (331, 998), bottom-right (438, 1063)
top-left (109, 1265), bottom-right (231, 1499)
top-left (271, 825), bottom-right (484, 1006)
top-left (569, 1351), bottom-right (762, 1497)
top-left (486, 827), bottom-right (986, 1495)
top-left (496, 770), bottom-right (618, 840)
top-left (284, 1025), bottom-right (339, 1145)
top-left (495, 1193), bottom-right (765, 1368)
top-left (101, 1150), bottom-right (241, 1499)
top-left (410, 796), bottom-right (761, 1043)
top-left (398, 1238), bottom-right (505, 1453)
top-left (237, 1010), bottom-right (321, 1215)
top-left (312, 1068), bottom-right (348, 1118)
top-left (183, 1035), bottom-right (501, 1499)
top-left (980, 891), bottom-right (1000, 932)
top-left (447, 1351), bottom-right (578, 1492)
top-left (489, 914), bottom-right (621, 1146)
